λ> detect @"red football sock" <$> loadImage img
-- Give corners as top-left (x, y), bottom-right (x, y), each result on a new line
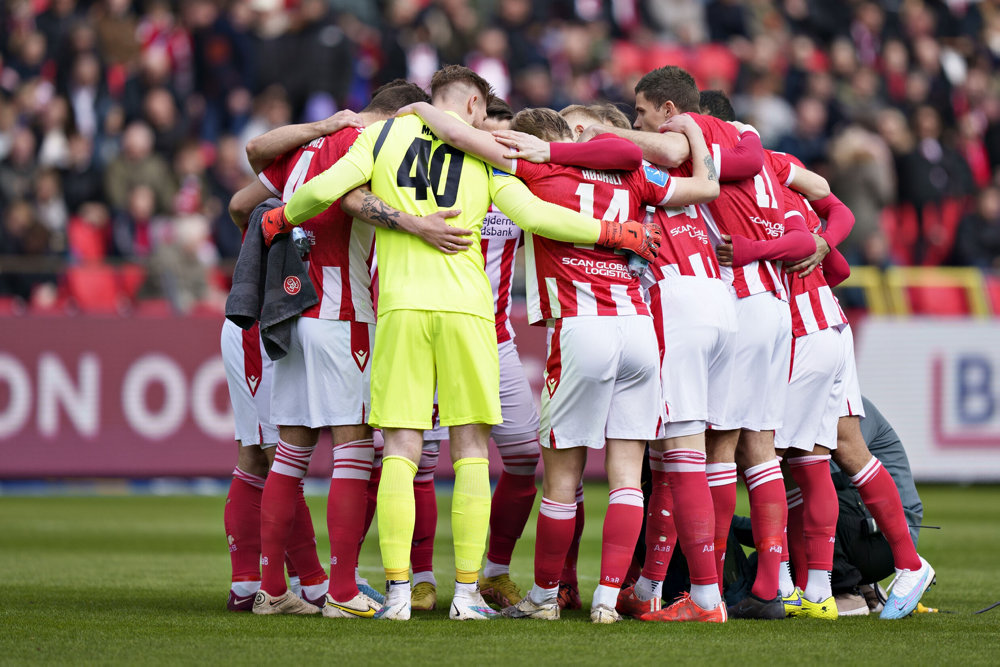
top-left (535, 498), bottom-right (577, 588)
top-left (410, 478), bottom-right (438, 575)
top-left (327, 439), bottom-right (374, 601)
top-left (641, 451), bottom-right (675, 582)
top-left (745, 459), bottom-right (788, 600)
top-left (287, 484), bottom-right (326, 589)
top-left (260, 441), bottom-right (316, 594)
top-left (788, 455), bottom-right (838, 573)
top-left (852, 457), bottom-right (921, 571)
top-left (600, 488), bottom-right (644, 589)
top-left (707, 462), bottom-right (737, 592)
top-left (560, 485), bottom-right (585, 586)
top-left (225, 468), bottom-right (264, 583)
top-left (360, 433), bottom-right (385, 558)
top-left (785, 487), bottom-right (807, 590)
top-left (665, 449), bottom-right (717, 587)
top-left (487, 438), bottom-right (539, 565)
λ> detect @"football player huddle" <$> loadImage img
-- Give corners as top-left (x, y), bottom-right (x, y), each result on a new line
top-left (220, 63), bottom-right (935, 624)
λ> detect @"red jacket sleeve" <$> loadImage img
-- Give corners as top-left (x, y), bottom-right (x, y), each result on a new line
top-left (717, 130), bottom-right (764, 182)
top-left (548, 133), bottom-right (643, 171)
top-left (811, 193), bottom-right (855, 248)
top-left (730, 212), bottom-right (816, 265)
top-left (821, 247), bottom-right (851, 287)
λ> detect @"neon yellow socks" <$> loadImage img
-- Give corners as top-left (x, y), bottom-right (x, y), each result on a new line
top-left (452, 457), bottom-right (491, 584)
top-left (378, 455), bottom-right (417, 582)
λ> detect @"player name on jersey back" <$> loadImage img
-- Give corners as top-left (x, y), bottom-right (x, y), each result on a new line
top-left (512, 160), bottom-right (672, 324)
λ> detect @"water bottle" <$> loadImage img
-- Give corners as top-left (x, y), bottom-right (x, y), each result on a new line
top-left (626, 206), bottom-right (655, 278)
top-left (291, 226), bottom-right (310, 258)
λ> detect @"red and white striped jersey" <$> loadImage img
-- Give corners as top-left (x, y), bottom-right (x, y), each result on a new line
top-left (512, 159), bottom-right (674, 324)
top-left (645, 199), bottom-right (720, 282)
top-left (678, 113), bottom-right (786, 299)
top-left (260, 127), bottom-right (376, 323)
top-left (481, 205), bottom-right (522, 343)
top-left (781, 188), bottom-right (847, 338)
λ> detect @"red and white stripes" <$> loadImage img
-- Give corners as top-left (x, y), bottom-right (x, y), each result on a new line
top-left (786, 487), bottom-right (803, 510)
top-left (496, 437), bottom-right (540, 476)
top-left (232, 466), bottom-right (266, 490)
top-left (788, 454), bottom-right (832, 469)
top-left (663, 448), bottom-right (707, 473)
top-left (609, 487), bottom-right (644, 508)
top-left (706, 462), bottom-right (738, 487)
top-left (415, 441), bottom-right (440, 484)
top-left (270, 441), bottom-right (314, 479)
top-left (331, 439), bottom-right (375, 481)
top-left (744, 459), bottom-right (783, 491)
top-left (539, 497), bottom-right (577, 520)
top-left (850, 456), bottom-right (882, 488)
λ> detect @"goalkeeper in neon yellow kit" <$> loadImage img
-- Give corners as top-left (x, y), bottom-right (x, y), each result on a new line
top-left (263, 65), bottom-right (661, 621)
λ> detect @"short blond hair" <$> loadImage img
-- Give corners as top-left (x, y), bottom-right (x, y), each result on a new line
top-left (588, 102), bottom-right (631, 129)
top-left (511, 108), bottom-right (572, 142)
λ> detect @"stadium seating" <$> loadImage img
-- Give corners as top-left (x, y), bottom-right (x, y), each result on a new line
top-left (65, 265), bottom-right (122, 314)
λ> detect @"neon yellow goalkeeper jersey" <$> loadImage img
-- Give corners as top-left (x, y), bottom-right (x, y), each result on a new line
top-left (287, 113), bottom-right (494, 319)
top-left (284, 110), bottom-right (604, 320)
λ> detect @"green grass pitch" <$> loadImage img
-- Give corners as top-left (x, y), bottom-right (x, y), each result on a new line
top-left (2, 484), bottom-right (999, 665)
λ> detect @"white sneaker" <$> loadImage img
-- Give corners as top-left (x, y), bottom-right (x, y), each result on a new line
top-left (590, 604), bottom-right (621, 624)
top-left (374, 585), bottom-right (411, 621)
top-left (450, 585), bottom-right (500, 621)
top-left (881, 556), bottom-right (935, 619)
top-left (501, 595), bottom-right (560, 620)
top-left (252, 590), bottom-right (321, 615)
top-left (322, 592), bottom-right (381, 619)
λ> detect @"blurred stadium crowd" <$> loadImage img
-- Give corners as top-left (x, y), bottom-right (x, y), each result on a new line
top-left (2, 0), bottom-right (1000, 313)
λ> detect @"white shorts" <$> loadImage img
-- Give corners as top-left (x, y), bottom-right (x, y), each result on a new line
top-left (776, 326), bottom-right (848, 452)
top-left (650, 276), bottom-right (737, 435)
top-left (270, 317), bottom-right (373, 428)
top-left (716, 291), bottom-right (792, 431)
top-left (221, 319), bottom-right (278, 446)
top-left (424, 338), bottom-right (540, 441)
top-left (838, 324), bottom-right (865, 419)
top-left (541, 315), bottom-right (662, 449)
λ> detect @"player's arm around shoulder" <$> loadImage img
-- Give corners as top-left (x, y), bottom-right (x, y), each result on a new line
top-left (584, 122), bottom-right (691, 169)
top-left (341, 186), bottom-right (473, 254)
top-left (658, 114), bottom-right (720, 205)
top-left (283, 122), bottom-right (379, 226)
top-left (397, 101), bottom-right (515, 173)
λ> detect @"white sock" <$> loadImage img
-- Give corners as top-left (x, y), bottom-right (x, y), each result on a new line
top-left (529, 584), bottom-right (558, 604)
top-left (454, 580), bottom-right (479, 597)
top-left (592, 584), bottom-right (620, 609)
top-left (385, 580), bottom-right (410, 603)
top-left (482, 559), bottom-right (509, 579)
top-left (231, 580), bottom-right (260, 597)
top-left (779, 561), bottom-right (795, 597)
top-left (288, 576), bottom-right (301, 597)
top-left (634, 575), bottom-right (662, 602)
top-left (413, 570), bottom-right (437, 586)
top-left (301, 580), bottom-right (327, 601)
top-left (804, 569), bottom-right (832, 603)
top-left (354, 568), bottom-right (370, 586)
top-left (690, 583), bottom-right (722, 610)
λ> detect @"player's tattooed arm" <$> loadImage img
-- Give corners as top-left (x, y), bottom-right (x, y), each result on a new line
top-left (342, 187), bottom-right (473, 254)
top-left (705, 155), bottom-right (718, 182)
top-left (356, 189), bottom-right (403, 230)
top-left (657, 114), bottom-right (720, 205)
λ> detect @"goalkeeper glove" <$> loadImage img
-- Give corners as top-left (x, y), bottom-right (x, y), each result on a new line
top-left (597, 218), bottom-right (662, 262)
top-left (261, 205), bottom-right (292, 247)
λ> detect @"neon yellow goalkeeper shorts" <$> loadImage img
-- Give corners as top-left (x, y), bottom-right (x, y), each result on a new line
top-left (369, 309), bottom-right (501, 430)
